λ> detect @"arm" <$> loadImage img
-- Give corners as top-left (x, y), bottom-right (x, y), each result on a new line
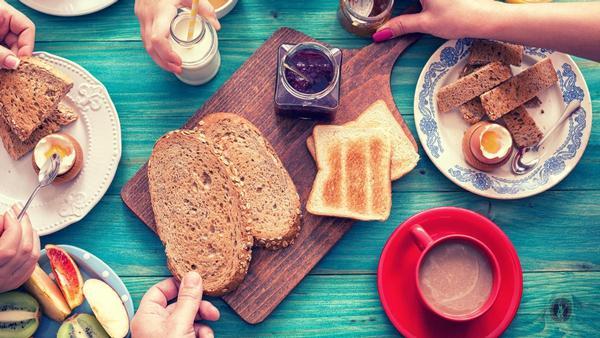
top-left (373, 0), bottom-right (600, 62)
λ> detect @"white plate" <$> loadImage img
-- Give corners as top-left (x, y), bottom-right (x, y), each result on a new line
top-left (414, 39), bottom-right (592, 199)
top-left (19, 0), bottom-right (117, 17)
top-left (215, 0), bottom-right (239, 19)
top-left (36, 245), bottom-right (134, 337)
top-left (0, 52), bottom-right (121, 235)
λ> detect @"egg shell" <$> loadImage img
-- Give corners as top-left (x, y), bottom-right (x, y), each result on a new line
top-left (462, 122), bottom-right (512, 172)
top-left (470, 122), bottom-right (513, 164)
top-left (32, 133), bottom-right (83, 185)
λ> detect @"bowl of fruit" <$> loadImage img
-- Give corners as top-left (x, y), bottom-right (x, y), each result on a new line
top-left (0, 245), bottom-right (133, 337)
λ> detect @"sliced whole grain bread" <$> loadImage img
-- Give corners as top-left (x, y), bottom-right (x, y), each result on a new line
top-left (306, 100), bottom-right (419, 180)
top-left (307, 126), bottom-right (392, 221)
top-left (0, 103), bottom-right (78, 160)
top-left (148, 129), bottom-right (253, 296)
top-left (0, 57), bottom-right (73, 141)
top-left (436, 62), bottom-right (512, 113)
top-left (196, 113), bottom-right (301, 250)
top-left (467, 40), bottom-right (524, 66)
top-left (481, 58), bottom-right (558, 120)
top-left (459, 98), bottom-right (487, 125)
top-left (501, 106), bottom-right (544, 148)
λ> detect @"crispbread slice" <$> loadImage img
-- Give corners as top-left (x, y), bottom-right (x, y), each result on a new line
top-left (148, 129), bottom-right (253, 296)
top-left (481, 58), bottom-right (558, 120)
top-left (0, 103), bottom-right (78, 160)
top-left (197, 113), bottom-right (301, 250)
top-left (307, 126), bottom-right (392, 221)
top-left (467, 40), bottom-right (524, 66)
top-left (436, 61), bottom-right (512, 114)
top-left (0, 57), bottom-right (73, 141)
top-left (306, 100), bottom-right (419, 180)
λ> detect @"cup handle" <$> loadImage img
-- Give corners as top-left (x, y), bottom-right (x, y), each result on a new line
top-left (411, 224), bottom-right (433, 251)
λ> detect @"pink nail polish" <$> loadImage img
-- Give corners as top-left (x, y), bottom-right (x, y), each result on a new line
top-left (372, 28), bottom-right (394, 43)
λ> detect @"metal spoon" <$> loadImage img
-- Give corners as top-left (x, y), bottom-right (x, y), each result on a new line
top-left (511, 100), bottom-right (581, 175)
top-left (17, 153), bottom-right (61, 221)
top-left (283, 62), bottom-right (312, 84)
top-left (350, 0), bottom-right (374, 17)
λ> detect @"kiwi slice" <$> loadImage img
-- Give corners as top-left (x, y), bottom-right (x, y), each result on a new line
top-left (57, 313), bottom-right (110, 338)
top-left (0, 291), bottom-right (41, 338)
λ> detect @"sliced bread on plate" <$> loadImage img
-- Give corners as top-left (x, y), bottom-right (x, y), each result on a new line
top-left (148, 129), bottom-right (253, 296)
top-left (0, 57), bottom-right (73, 141)
top-left (197, 113), bottom-right (301, 250)
top-left (307, 125), bottom-right (392, 221)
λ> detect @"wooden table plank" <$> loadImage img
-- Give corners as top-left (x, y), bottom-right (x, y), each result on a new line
top-left (41, 191), bottom-right (600, 276)
top-left (121, 272), bottom-right (600, 337)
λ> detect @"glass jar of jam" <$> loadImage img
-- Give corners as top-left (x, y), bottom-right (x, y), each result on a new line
top-left (275, 42), bottom-right (342, 119)
top-left (170, 9), bottom-right (221, 85)
top-left (338, 0), bottom-right (394, 37)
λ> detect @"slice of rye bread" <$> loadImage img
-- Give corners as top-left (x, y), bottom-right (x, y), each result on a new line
top-left (196, 113), bottom-right (301, 250)
top-left (481, 58), bottom-right (558, 120)
top-left (306, 100), bottom-right (419, 180)
top-left (307, 126), bottom-right (392, 221)
top-left (0, 57), bottom-right (73, 141)
top-left (0, 103), bottom-right (78, 160)
top-left (436, 61), bottom-right (512, 114)
top-left (459, 98), bottom-right (487, 125)
top-left (467, 39), bottom-right (524, 66)
top-left (501, 106), bottom-right (543, 148)
top-left (148, 129), bottom-right (254, 296)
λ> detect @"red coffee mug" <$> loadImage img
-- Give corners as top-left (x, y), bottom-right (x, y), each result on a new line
top-left (411, 224), bottom-right (501, 321)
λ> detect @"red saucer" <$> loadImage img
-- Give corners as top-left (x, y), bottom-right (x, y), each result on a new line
top-left (377, 207), bottom-right (523, 338)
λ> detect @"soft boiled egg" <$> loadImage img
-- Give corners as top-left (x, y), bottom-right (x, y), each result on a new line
top-left (34, 134), bottom-right (77, 175)
top-left (469, 123), bottom-right (513, 165)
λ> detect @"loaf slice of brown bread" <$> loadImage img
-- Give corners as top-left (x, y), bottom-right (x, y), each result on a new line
top-left (0, 57), bottom-right (73, 141)
top-left (481, 58), bottom-right (558, 120)
top-left (436, 62), bottom-right (512, 113)
top-left (0, 103), bottom-right (78, 160)
top-left (467, 40), bottom-right (524, 66)
top-left (459, 98), bottom-right (487, 125)
top-left (197, 113), bottom-right (302, 250)
top-left (501, 106), bottom-right (543, 148)
top-left (148, 129), bottom-right (254, 296)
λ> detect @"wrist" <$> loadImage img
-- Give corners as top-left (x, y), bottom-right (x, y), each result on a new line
top-left (465, 1), bottom-right (510, 40)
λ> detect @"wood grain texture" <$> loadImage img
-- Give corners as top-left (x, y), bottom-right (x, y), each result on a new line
top-left (120, 28), bottom-right (419, 323)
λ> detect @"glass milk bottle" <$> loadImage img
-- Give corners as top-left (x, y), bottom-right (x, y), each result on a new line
top-left (170, 9), bottom-right (221, 85)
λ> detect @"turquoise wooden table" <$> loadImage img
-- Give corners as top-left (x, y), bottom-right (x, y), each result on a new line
top-left (9, 0), bottom-right (599, 336)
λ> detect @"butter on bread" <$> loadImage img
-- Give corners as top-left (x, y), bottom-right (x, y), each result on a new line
top-left (307, 126), bottom-right (392, 221)
top-left (306, 100), bottom-right (418, 180)
top-left (0, 57), bottom-right (73, 141)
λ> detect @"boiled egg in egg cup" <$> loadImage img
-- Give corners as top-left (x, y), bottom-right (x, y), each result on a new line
top-left (32, 133), bottom-right (83, 184)
top-left (462, 122), bottom-right (513, 172)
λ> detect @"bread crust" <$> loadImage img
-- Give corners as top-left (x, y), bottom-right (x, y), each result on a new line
top-left (197, 113), bottom-right (302, 250)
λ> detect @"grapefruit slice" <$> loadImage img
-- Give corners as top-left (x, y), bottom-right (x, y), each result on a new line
top-left (46, 245), bottom-right (84, 310)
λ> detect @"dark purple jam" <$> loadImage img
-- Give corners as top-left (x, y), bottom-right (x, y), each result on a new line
top-left (284, 49), bottom-right (334, 94)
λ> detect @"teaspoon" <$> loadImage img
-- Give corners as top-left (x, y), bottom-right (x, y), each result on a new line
top-left (511, 100), bottom-right (581, 176)
top-left (17, 153), bottom-right (61, 221)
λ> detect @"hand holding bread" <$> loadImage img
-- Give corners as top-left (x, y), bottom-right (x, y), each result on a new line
top-left (0, 1), bottom-right (36, 69)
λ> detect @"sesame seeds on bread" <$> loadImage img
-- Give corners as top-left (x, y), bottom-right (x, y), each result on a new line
top-left (196, 113), bottom-right (302, 250)
top-left (0, 57), bottom-right (73, 141)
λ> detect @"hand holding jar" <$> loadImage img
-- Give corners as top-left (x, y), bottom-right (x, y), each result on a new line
top-left (135, 0), bottom-right (221, 74)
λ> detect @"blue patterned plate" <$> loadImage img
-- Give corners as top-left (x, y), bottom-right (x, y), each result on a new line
top-left (35, 245), bottom-right (133, 337)
top-left (414, 39), bottom-right (592, 199)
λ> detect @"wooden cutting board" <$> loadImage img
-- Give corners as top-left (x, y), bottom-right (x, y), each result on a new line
top-left (121, 27), bottom-right (419, 324)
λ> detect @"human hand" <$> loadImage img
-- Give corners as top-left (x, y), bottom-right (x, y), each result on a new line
top-left (0, 204), bottom-right (41, 293)
top-left (372, 0), bottom-right (496, 42)
top-left (0, 1), bottom-right (35, 69)
top-left (131, 271), bottom-right (220, 338)
top-left (135, 0), bottom-right (220, 74)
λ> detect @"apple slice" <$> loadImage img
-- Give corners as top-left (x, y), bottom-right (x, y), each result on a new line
top-left (83, 279), bottom-right (129, 338)
top-left (46, 245), bottom-right (84, 310)
top-left (23, 264), bottom-right (71, 321)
